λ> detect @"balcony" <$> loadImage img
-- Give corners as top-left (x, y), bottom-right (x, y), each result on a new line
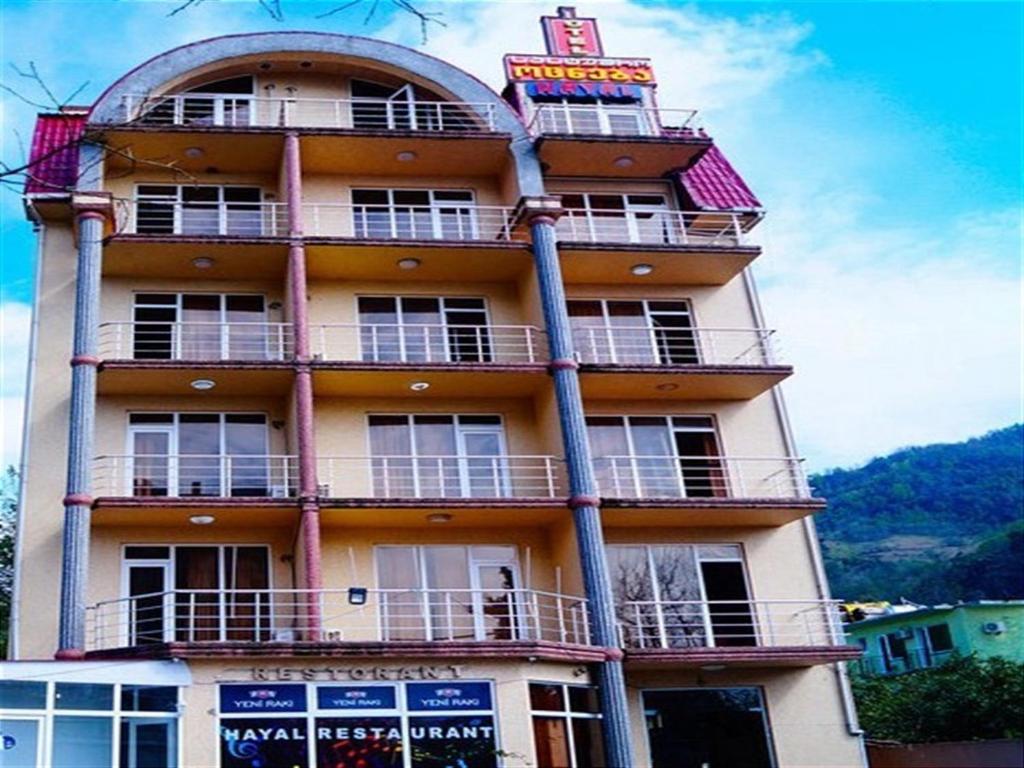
top-left (594, 455), bottom-right (823, 527)
top-left (529, 104), bottom-right (711, 177)
top-left (311, 323), bottom-right (547, 397)
top-left (618, 599), bottom-right (860, 668)
top-left (574, 325), bottom-right (790, 399)
top-left (854, 647), bottom-right (955, 677)
top-left (84, 587), bottom-right (600, 662)
top-left (97, 321), bottom-right (294, 395)
top-left (555, 209), bottom-right (760, 285)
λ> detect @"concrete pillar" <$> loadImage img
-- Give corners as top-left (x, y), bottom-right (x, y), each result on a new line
top-left (57, 202), bottom-right (108, 657)
top-left (525, 201), bottom-right (635, 767)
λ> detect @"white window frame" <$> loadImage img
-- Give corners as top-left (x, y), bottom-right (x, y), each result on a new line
top-left (131, 292), bottom-right (271, 361)
top-left (561, 192), bottom-right (675, 244)
top-left (350, 187), bottom-right (478, 240)
top-left (132, 183), bottom-right (265, 236)
top-left (567, 298), bottom-right (698, 364)
top-left (356, 295), bottom-right (492, 363)
top-left (528, 681), bottom-right (604, 768)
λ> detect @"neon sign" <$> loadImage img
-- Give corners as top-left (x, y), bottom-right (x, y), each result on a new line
top-left (504, 54), bottom-right (655, 85)
top-left (542, 11), bottom-right (604, 56)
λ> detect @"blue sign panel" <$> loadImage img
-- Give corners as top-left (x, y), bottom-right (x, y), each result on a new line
top-left (219, 684), bottom-right (308, 714)
top-left (317, 685), bottom-right (397, 711)
top-left (406, 682), bottom-right (492, 712)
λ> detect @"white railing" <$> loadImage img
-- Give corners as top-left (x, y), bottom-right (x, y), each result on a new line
top-left (85, 587), bottom-right (590, 651)
top-left (312, 324), bottom-right (543, 364)
top-left (317, 455), bottom-right (565, 499)
top-left (557, 209), bottom-right (748, 246)
top-left (98, 322), bottom-right (293, 361)
top-left (573, 326), bottom-right (779, 366)
top-left (530, 104), bottom-right (700, 137)
top-left (117, 200), bottom-right (289, 237)
top-left (302, 203), bottom-right (518, 241)
top-left (618, 599), bottom-right (845, 650)
top-left (593, 455), bottom-right (811, 499)
top-left (855, 648), bottom-right (955, 677)
top-left (121, 93), bottom-right (499, 132)
top-left (93, 454), bottom-right (299, 498)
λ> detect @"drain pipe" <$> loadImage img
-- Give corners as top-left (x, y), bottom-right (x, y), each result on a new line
top-left (741, 267), bottom-right (867, 763)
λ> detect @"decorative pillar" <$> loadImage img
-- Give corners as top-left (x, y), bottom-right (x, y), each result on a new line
top-left (283, 132), bottom-right (323, 637)
top-left (57, 196), bottom-right (110, 657)
top-left (523, 198), bottom-right (635, 767)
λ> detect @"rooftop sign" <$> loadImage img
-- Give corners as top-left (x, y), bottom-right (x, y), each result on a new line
top-left (541, 7), bottom-right (604, 56)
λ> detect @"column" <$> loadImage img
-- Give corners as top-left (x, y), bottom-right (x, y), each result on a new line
top-left (57, 199), bottom-right (109, 657)
top-left (524, 199), bottom-right (635, 766)
top-left (283, 131), bottom-right (323, 637)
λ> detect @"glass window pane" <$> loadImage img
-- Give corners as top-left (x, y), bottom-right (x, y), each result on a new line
top-left (529, 683), bottom-right (565, 712)
top-left (0, 717), bottom-right (41, 766)
top-left (53, 716), bottom-right (113, 768)
top-left (568, 685), bottom-right (601, 714)
top-left (124, 546), bottom-right (170, 560)
top-left (0, 680), bottom-right (46, 709)
top-left (121, 685), bottom-right (179, 712)
top-left (571, 717), bottom-right (606, 768)
top-left (120, 718), bottom-right (178, 768)
top-left (55, 683), bottom-right (114, 711)
top-left (129, 414), bottom-right (173, 424)
top-left (697, 544), bottom-right (742, 560)
top-left (927, 623), bottom-right (954, 652)
top-left (352, 189), bottom-right (390, 205)
top-left (134, 294), bottom-right (177, 305)
top-left (532, 716), bottom-right (571, 768)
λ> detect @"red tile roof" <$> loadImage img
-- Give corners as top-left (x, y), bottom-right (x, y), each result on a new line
top-left (680, 143), bottom-right (761, 211)
top-left (25, 112), bottom-right (87, 194)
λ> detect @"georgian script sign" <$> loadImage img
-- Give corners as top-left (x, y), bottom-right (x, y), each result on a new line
top-left (248, 665), bottom-right (464, 682)
top-left (504, 54), bottom-right (655, 85)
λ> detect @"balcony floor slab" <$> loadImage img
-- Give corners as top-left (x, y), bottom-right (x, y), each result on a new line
top-left (536, 134), bottom-right (711, 177)
top-left (600, 498), bottom-right (826, 527)
top-left (580, 365), bottom-right (792, 400)
top-left (559, 243), bottom-right (759, 285)
top-left (624, 645), bottom-right (862, 669)
top-left (98, 363), bottom-right (294, 396)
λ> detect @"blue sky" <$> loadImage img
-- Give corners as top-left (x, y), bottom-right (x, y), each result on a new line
top-left (1, 0), bottom-right (1021, 469)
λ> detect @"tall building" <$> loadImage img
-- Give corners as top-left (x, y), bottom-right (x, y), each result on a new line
top-left (4, 10), bottom-right (865, 767)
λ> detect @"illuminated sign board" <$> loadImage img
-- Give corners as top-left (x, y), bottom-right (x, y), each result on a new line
top-left (542, 12), bottom-right (604, 56)
top-left (504, 54), bottom-right (655, 85)
top-left (219, 684), bottom-right (307, 713)
top-left (317, 685), bottom-right (397, 710)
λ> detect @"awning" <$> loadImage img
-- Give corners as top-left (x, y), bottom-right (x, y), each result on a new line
top-left (0, 660), bottom-right (192, 686)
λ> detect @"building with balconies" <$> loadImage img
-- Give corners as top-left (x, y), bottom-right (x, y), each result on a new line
top-left (3, 9), bottom-right (864, 768)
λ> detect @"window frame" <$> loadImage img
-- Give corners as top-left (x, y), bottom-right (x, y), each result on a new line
top-left (528, 681), bottom-right (603, 768)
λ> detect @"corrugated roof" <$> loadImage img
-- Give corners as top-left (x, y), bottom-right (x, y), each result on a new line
top-left (680, 143), bottom-right (761, 211)
top-left (25, 112), bottom-right (87, 194)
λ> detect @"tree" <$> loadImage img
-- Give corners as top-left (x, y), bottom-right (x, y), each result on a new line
top-left (0, 466), bottom-right (17, 658)
top-left (851, 655), bottom-right (1024, 743)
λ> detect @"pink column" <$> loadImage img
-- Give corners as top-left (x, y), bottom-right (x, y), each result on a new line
top-left (284, 132), bottom-right (323, 637)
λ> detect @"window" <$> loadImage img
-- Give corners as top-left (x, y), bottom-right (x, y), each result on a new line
top-left (352, 189), bottom-right (476, 240)
top-left (530, 683), bottom-right (604, 768)
top-left (607, 544), bottom-right (753, 649)
top-left (368, 415), bottom-right (509, 498)
top-left (138, 76), bottom-right (254, 127)
top-left (358, 296), bottom-right (492, 363)
top-left (926, 623), bottom-right (953, 653)
top-left (568, 299), bottom-right (698, 364)
top-left (535, 100), bottom-right (653, 136)
top-left (134, 185), bottom-right (264, 236)
top-left (350, 79), bottom-right (480, 131)
top-left (127, 413), bottom-right (271, 497)
top-left (122, 544), bottom-right (271, 644)
top-left (586, 415), bottom-right (726, 498)
top-left (375, 545), bottom-right (521, 641)
top-left (643, 688), bottom-right (775, 768)
top-left (558, 193), bottom-right (677, 244)
top-left (131, 293), bottom-right (273, 361)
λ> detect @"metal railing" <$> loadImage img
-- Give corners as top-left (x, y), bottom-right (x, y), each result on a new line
top-left (120, 93), bottom-right (499, 132)
top-left (98, 322), bottom-right (293, 361)
top-left (573, 326), bottom-right (779, 366)
top-left (312, 323), bottom-right (544, 364)
top-left (316, 455), bottom-right (565, 499)
top-left (302, 203), bottom-right (519, 241)
top-left (529, 104), bottom-right (700, 137)
top-left (93, 454), bottom-right (299, 498)
top-left (117, 200), bottom-right (289, 237)
top-left (593, 455), bottom-right (811, 499)
top-left (85, 587), bottom-right (590, 651)
top-left (854, 648), bottom-right (955, 677)
top-left (557, 209), bottom-right (748, 246)
top-left (618, 599), bottom-right (845, 650)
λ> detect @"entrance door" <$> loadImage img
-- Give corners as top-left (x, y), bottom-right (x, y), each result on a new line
top-left (0, 717), bottom-right (43, 768)
top-left (700, 560), bottom-right (756, 647)
top-left (471, 555), bottom-right (521, 641)
top-left (458, 426), bottom-right (508, 497)
top-left (125, 561), bottom-right (171, 645)
top-left (129, 426), bottom-right (173, 497)
top-left (120, 718), bottom-right (177, 768)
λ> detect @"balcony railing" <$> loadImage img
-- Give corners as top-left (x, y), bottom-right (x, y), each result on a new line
top-left (316, 455), bottom-right (565, 499)
top-left (593, 456), bottom-right (811, 500)
top-left (303, 203), bottom-right (518, 241)
top-left (93, 455), bottom-right (298, 498)
top-left (99, 322), bottom-right (293, 361)
top-left (854, 648), bottom-right (955, 677)
top-left (312, 324), bottom-right (544, 364)
top-left (85, 587), bottom-right (590, 651)
top-left (120, 93), bottom-right (499, 132)
top-left (618, 599), bottom-right (845, 650)
top-left (529, 104), bottom-right (700, 137)
top-left (117, 200), bottom-right (289, 237)
top-left (557, 209), bottom-right (748, 247)
top-left (573, 326), bottom-right (779, 367)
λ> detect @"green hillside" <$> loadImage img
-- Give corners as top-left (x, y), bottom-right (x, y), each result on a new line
top-left (813, 424), bottom-right (1024, 602)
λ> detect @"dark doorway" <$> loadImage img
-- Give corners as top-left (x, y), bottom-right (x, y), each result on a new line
top-left (701, 560), bottom-right (757, 647)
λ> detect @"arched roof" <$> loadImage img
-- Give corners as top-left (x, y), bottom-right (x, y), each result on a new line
top-left (89, 31), bottom-right (543, 194)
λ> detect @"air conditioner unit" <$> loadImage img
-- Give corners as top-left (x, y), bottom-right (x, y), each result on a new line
top-left (321, 628), bottom-right (344, 642)
top-left (982, 621), bottom-right (1006, 635)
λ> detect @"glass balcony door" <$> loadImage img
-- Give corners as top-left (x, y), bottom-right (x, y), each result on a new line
top-left (133, 293), bottom-right (268, 361)
top-left (561, 193), bottom-right (676, 244)
top-left (358, 295), bottom-right (492, 364)
top-left (569, 299), bottom-right (699, 365)
top-left (134, 184), bottom-right (263, 236)
top-left (352, 188), bottom-right (476, 240)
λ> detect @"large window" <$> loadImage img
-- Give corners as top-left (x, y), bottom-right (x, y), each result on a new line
top-left (558, 193), bottom-right (676, 244)
top-left (529, 683), bottom-right (604, 768)
top-left (358, 296), bottom-right (491, 363)
top-left (134, 184), bottom-right (264, 236)
top-left (127, 413), bottom-right (271, 497)
top-left (375, 545), bottom-right (521, 641)
top-left (368, 414), bottom-right (508, 498)
top-left (351, 189), bottom-right (477, 240)
top-left (137, 76), bottom-right (255, 127)
top-left (121, 544), bottom-right (271, 645)
top-left (643, 688), bottom-right (775, 768)
top-left (607, 544), bottom-right (754, 649)
top-left (0, 680), bottom-right (180, 768)
top-left (568, 299), bottom-right (698, 365)
top-left (586, 415), bottom-right (726, 498)
top-left (130, 293), bottom-right (271, 361)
